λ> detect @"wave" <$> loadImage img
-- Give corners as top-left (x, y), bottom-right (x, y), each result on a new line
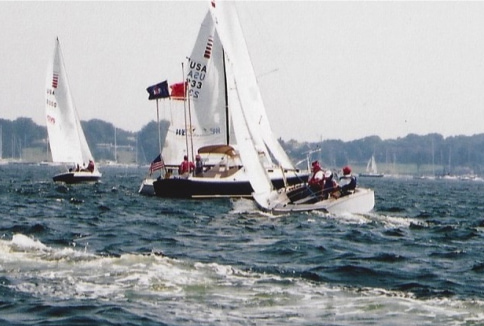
top-left (1, 234), bottom-right (483, 325)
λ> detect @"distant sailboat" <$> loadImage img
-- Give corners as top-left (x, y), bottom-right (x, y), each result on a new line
top-left (45, 38), bottom-right (101, 183)
top-left (359, 155), bottom-right (384, 178)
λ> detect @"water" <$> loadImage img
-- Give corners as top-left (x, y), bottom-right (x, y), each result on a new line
top-left (1, 164), bottom-right (483, 325)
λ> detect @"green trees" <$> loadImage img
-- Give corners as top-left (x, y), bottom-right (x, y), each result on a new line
top-left (2, 117), bottom-right (484, 175)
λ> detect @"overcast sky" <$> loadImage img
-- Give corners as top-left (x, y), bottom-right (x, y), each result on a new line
top-left (2, 1), bottom-right (484, 142)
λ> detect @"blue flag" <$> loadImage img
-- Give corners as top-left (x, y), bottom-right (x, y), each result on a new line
top-left (146, 80), bottom-right (170, 100)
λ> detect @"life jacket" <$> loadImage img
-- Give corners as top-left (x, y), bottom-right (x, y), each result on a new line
top-left (308, 170), bottom-right (324, 188)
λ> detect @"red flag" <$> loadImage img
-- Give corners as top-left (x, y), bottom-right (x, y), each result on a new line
top-left (170, 82), bottom-right (187, 100)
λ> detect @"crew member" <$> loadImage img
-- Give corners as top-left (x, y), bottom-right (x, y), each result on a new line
top-left (179, 155), bottom-right (195, 176)
top-left (308, 161), bottom-right (324, 194)
top-left (322, 170), bottom-right (339, 199)
top-left (87, 160), bottom-right (95, 173)
top-left (339, 165), bottom-right (357, 196)
top-left (195, 155), bottom-right (203, 175)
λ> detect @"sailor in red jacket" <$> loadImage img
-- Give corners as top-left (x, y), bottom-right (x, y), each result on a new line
top-left (178, 155), bottom-right (195, 176)
top-left (308, 161), bottom-right (324, 193)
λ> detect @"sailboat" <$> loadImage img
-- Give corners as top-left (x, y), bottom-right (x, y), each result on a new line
top-left (209, 1), bottom-right (374, 214)
top-left (45, 38), bottom-right (101, 184)
top-left (359, 155), bottom-right (384, 178)
top-left (148, 6), bottom-right (308, 198)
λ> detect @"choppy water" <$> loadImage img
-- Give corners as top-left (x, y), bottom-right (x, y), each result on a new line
top-left (1, 164), bottom-right (484, 325)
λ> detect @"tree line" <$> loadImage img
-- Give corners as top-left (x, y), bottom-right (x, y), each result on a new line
top-left (2, 117), bottom-right (483, 175)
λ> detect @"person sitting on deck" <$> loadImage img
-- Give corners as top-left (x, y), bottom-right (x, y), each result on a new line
top-left (322, 170), bottom-right (339, 200)
top-left (339, 165), bottom-right (357, 196)
top-left (195, 155), bottom-right (204, 176)
top-left (308, 161), bottom-right (324, 194)
top-left (87, 160), bottom-right (95, 173)
top-left (179, 155), bottom-right (195, 176)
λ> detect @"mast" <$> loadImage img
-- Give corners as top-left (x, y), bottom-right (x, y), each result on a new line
top-left (186, 71), bottom-right (195, 164)
top-left (181, 62), bottom-right (193, 164)
top-left (223, 50), bottom-right (230, 145)
top-left (114, 126), bottom-right (117, 163)
top-left (156, 99), bottom-right (162, 157)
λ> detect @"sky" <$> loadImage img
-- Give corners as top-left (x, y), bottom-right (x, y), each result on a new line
top-left (1, 1), bottom-right (484, 142)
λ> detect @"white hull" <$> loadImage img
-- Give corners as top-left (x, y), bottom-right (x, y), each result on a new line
top-left (271, 188), bottom-right (375, 215)
top-left (138, 178), bottom-right (156, 196)
top-left (53, 170), bottom-right (102, 184)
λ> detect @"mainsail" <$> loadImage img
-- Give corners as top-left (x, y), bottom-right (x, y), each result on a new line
top-left (163, 6), bottom-right (296, 171)
top-left (45, 38), bottom-right (95, 168)
top-left (207, 0), bottom-right (295, 208)
top-left (209, 1), bottom-right (295, 171)
top-left (161, 11), bottom-right (231, 166)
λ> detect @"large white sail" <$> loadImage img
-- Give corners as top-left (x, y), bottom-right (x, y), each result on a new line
top-left (45, 38), bottom-right (95, 169)
top-left (208, 1), bottom-right (295, 208)
top-left (209, 1), bottom-right (295, 171)
top-left (162, 11), bottom-right (231, 166)
top-left (224, 62), bottom-right (275, 202)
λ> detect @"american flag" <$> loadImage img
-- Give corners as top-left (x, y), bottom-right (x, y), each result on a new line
top-left (52, 73), bottom-right (59, 89)
top-left (204, 36), bottom-right (213, 59)
top-left (150, 154), bottom-right (164, 175)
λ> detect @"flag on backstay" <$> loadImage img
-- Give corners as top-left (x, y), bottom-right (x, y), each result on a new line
top-left (150, 154), bottom-right (164, 175)
top-left (146, 80), bottom-right (170, 100)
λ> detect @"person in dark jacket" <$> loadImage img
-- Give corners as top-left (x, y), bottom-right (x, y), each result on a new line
top-left (339, 165), bottom-right (357, 196)
top-left (322, 170), bottom-right (339, 199)
top-left (195, 155), bottom-right (203, 175)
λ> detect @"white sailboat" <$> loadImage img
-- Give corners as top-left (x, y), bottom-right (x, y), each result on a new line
top-left (146, 6), bottom-right (308, 198)
top-left (45, 38), bottom-right (101, 183)
top-left (210, 1), bottom-right (374, 215)
top-left (359, 155), bottom-right (384, 178)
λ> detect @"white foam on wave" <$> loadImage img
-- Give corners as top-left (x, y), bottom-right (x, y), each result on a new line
top-left (366, 212), bottom-right (428, 228)
top-left (321, 211), bottom-right (428, 229)
top-left (1, 233), bottom-right (482, 325)
top-left (229, 198), bottom-right (278, 219)
top-left (229, 198), bottom-right (259, 214)
top-left (11, 233), bottom-right (48, 251)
